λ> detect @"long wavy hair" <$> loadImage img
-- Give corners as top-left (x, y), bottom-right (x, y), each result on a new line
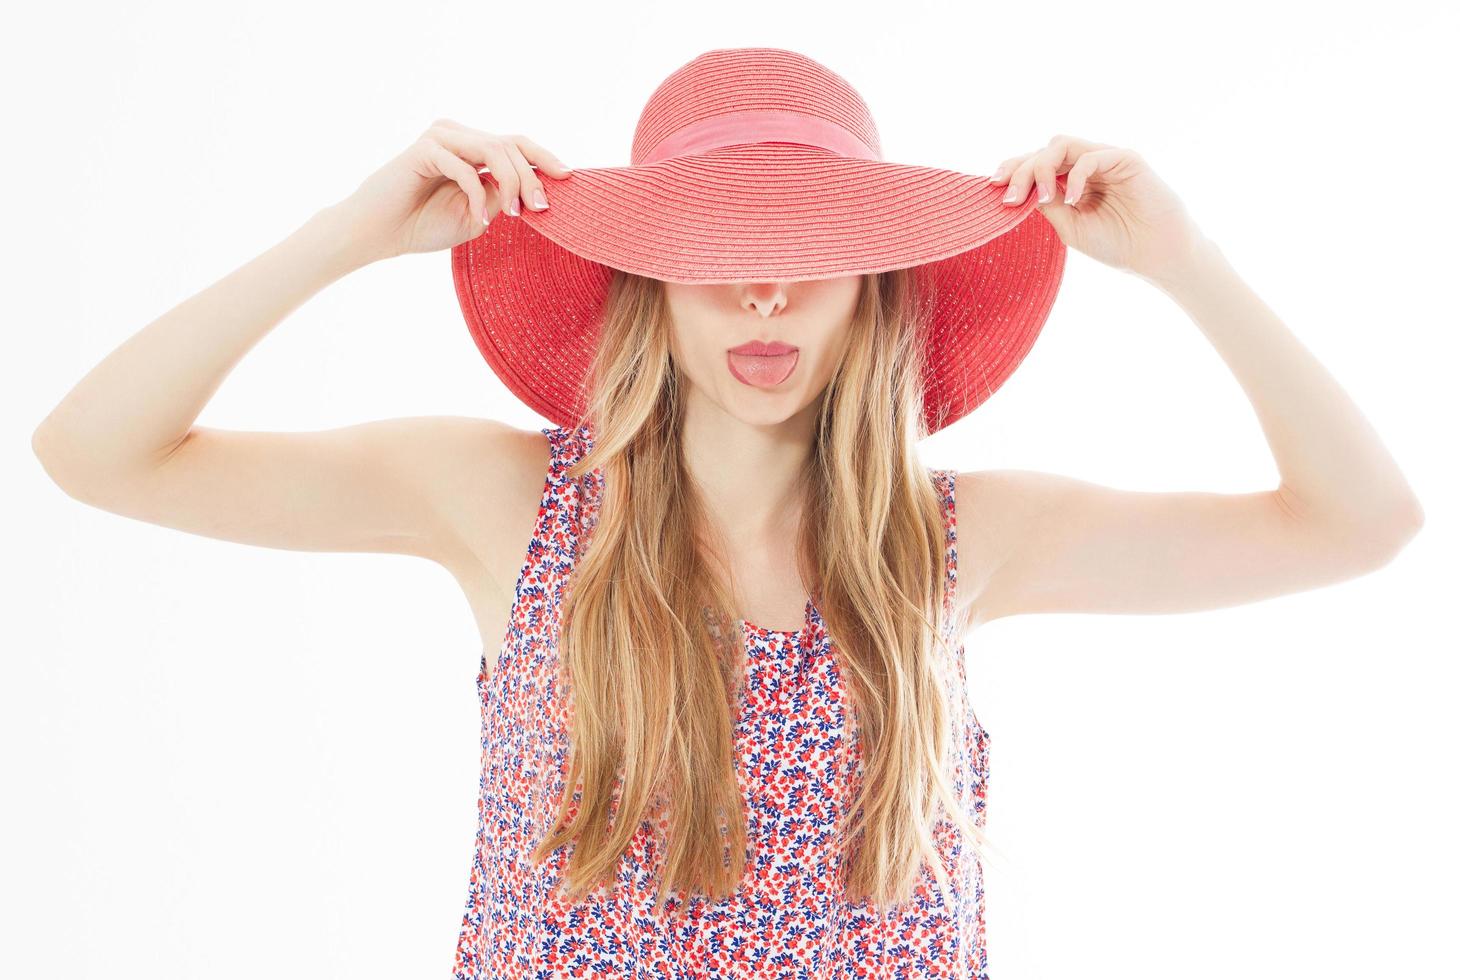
top-left (528, 265), bottom-right (992, 914)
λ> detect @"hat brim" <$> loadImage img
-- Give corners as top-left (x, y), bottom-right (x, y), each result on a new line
top-left (451, 142), bottom-right (1066, 432)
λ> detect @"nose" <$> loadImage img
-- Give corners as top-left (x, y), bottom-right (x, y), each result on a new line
top-left (741, 282), bottom-right (789, 316)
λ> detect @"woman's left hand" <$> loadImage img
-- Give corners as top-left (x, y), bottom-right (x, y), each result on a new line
top-left (989, 134), bottom-right (1209, 284)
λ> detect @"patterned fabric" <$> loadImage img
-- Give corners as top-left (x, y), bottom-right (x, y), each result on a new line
top-left (452, 419), bottom-right (991, 979)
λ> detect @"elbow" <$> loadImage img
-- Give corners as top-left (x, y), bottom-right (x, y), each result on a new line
top-left (33, 419), bottom-right (87, 501)
top-left (34, 418), bottom-right (176, 510)
top-left (32, 418), bottom-right (114, 506)
top-left (1350, 498), bottom-right (1425, 569)
top-left (32, 418), bottom-right (69, 483)
top-left (1281, 482), bottom-right (1426, 570)
top-left (1397, 495), bottom-right (1425, 535)
top-left (1389, 495), bottom-right (1425, 549)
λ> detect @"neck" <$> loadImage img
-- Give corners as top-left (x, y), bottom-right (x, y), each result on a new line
top-left (679, 399), bottom-right (816, 541)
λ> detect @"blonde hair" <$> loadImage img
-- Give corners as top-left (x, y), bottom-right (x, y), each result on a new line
top-left (529, 266), bottom-right (995, 915)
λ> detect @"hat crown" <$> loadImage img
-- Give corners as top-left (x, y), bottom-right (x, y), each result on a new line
top-left (630, 47), bottom-right (884, 166)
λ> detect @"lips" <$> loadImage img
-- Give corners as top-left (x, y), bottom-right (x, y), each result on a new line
top-left (728, 340), bottom-right (798, 357)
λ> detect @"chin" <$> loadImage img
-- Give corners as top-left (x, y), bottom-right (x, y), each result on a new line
top-left (701, 387), bottom-right (796, 427)
top-left (725, 384), bottom-right (827, 431)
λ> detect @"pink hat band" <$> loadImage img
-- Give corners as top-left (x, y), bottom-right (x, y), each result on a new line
top-left (640, 108), bottom-right (881, 165)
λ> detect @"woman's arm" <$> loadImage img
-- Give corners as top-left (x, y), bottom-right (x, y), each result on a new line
top-left (959, 137), bottom-right (1423, 624)
top-left (31, 122), bottom-right (573, 571)
top-left (31, 207), bottom-right (463, 565)
top-left (961, 239), bottom-right (1423, 624)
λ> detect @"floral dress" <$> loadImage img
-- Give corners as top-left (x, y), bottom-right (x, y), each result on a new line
top-left (452, 419), bottom-right (992, 979)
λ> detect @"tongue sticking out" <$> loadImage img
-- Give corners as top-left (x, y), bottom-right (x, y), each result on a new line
top-left (727, 351), bottom-right (798, 388)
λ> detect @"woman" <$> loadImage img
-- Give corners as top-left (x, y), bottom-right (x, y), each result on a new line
top-left (32, 47), bottom-right (1423, 980)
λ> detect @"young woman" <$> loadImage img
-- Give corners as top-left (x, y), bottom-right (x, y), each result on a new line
top-left (32, 47), bottom-right (1423, 980)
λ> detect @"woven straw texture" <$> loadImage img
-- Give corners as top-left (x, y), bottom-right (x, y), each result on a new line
top-left (451, 47), bottom-right (1067, 434)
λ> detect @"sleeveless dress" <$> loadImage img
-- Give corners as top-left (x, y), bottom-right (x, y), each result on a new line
top-left (452, 419), bottom-right (992, 980)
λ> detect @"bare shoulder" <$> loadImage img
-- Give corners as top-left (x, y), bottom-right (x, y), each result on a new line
top-left (951, 469), bottom-right (1061, 627)
top-left (423, 418), bottom-right (553, 589)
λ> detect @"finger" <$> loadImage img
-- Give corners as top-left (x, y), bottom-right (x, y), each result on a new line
top-left (502, 140), bottom-right (548, 211)
top-left (1032, 151), bottom-right (1060, 205)
top-left (510, 134), bottom-right (574, 178)
top-left (1061, 147), bottom-right (1125, 205)
top-left (1042, 134), bottom-right (1114, 181)
top-left (1002, 156), bottom-right (1040, 205)
top-left (423, 140), bottom-right (492, 226)
top-left (1043, 133), bottom-right (1114, 168)
top-left (478, 139), bottom-right (521, 216)
top-left (427, 124), bottom-right (521, 216)
top-left (1027, 134), bottom-right (1114, 206)
top-left (987, 153), bottom-right (1030, 185)
top-left (427, 120), bottom-right (573, 178)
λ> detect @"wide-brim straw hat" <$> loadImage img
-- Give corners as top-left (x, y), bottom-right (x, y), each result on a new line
top-left (451, 46), bottom-right (1067, 435)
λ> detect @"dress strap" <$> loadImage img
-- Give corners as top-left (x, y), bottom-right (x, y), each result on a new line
top-left (542, 418), bottom-right (593, 475)
top-left (540, 418), bottom-right (602, 550)
top-left (931, 467), bottom-right (960, 635)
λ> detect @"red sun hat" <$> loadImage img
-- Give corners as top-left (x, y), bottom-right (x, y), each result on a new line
top-left (451, 46), bottom-right (1067, 436)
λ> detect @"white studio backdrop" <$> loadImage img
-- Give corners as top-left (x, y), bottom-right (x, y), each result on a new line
top-left (4, 2), bottom-right (1455, 978)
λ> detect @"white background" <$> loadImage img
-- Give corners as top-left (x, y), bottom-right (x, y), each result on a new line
top-left (5, 2), bottom-right (1456, 978)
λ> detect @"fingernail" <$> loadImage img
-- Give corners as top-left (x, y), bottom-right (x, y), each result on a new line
top-left (507, 197), bottom-right (519, 217)
top-left (1064, 192), bottom-right (1077, 205)
top-left (532, 189), bottom-right (548, 209)
top-left (1038, 188), bottom-right (1051, 204)
top-left (482, 206), bottom-right (491, 226)
top-left (1002, 188), bottom-right (1018, 203)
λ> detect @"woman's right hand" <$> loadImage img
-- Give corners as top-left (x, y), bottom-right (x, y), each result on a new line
top-left (329, 119), bottom-right (574, 262)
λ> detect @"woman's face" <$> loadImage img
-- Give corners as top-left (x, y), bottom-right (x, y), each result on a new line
top-left (663, 275), bottom-right (864, 426)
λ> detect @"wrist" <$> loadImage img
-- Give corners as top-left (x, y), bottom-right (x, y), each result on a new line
top-left (304, 203), bottom-right (393, 275)
top-left (1139, 234), bottom-right (1228, 298)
